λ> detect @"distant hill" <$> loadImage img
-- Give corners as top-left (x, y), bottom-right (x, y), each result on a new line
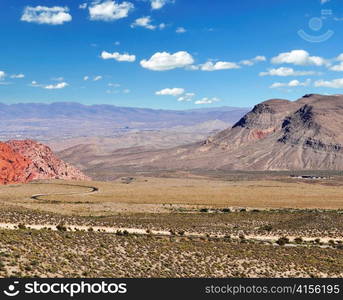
top-left (0, 102), bottom-right (250, 142)
top-left (58, 94), bottom-right (343, 179)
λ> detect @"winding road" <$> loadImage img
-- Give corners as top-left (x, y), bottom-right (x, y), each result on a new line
top-left (30, 182), bottom-right (99, 202)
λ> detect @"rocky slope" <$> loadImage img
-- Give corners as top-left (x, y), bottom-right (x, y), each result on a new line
top-left (59, 94), bottom-right (343, 176)
top-left (0, 143), bottom-right (32, 184)
top-left (0, 140), bottom-right (89, 184)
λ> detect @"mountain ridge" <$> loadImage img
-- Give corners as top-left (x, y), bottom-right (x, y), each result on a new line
top-left (57, 94), bottom-right (343, 179)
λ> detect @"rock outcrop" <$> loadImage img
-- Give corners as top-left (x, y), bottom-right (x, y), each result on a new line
top-left (0, 140), bottom-right (90, 184)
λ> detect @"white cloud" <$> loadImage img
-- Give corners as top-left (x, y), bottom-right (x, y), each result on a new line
top-left (94, 76), bottom-right (103, 81)
top-left (123, 88), bottom-right (130, 93)
top-left (150, 0), bottom-right (166, 9)
top-left (270, 79), bottom-right (311, 88)
top-left (101, 51), bottom-right (136, 62)
top-left (21, 6), bottom-right (72, 25)
top-left (195, 97), bottom-right (221, 105)
top-left (240, 55), bottom-right (266, 66)
top-left (178, 93), bottom-right (195, 102)
top-left (0, 71), bottom-right (6, 80)
top-left (330, 62), bottom-right (343, 72)
top-left (259, 67), bottom-right (319, 77)
top-left (10, 74), bottom-right (25, 79)
top-left (195, 61), bottom-right (240, 71)
top-left (79, 3), bottom-right (88, 9)
top-left (141, 51), bottom-right (194, 71)
top-left (131, 16), bottom-right (155, 30)
top-left (321, 0), bottom-right (330, 4)
top-left (83, 76), bottom-right (89, 81)
top-left (89, 1), bottom-right (134, 21)
top-left (337, 53), bottom-right (343, 61)
top-left (131, 16), bottom-right (164, 30)
top-left (176, 27), bottom-right (186, 33)
top-left (271, 50), bottom-right (327, 66)
top-left (44, 82), bottom-right (69, 89)
top-left (150, 0), bottom-right (174, 10)
top-left (156, 88), bottom-right (185, 96)
top-left (314, 78), bottom-right (343, 88)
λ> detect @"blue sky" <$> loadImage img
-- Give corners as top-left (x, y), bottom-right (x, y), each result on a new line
top-left (0, 0), bottom-right (343, 109)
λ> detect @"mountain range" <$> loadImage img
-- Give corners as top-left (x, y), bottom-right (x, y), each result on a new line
top-left (57, 94), bottom-right (343, 179)
top-left (0, 102), bottom-right (249, 142)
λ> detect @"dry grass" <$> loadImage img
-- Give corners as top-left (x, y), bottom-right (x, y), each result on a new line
top-left (1, 177), bottom-right (343, 216)
top-left (0, 229), bottom-right (342, 278)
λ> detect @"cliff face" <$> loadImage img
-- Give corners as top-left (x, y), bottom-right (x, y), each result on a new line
top-left (0, 143), bottom-right (32, 184)
top-left (0, 140), bottom-right (90, 185)
top-left (198, 94), bottom-right (343, 170)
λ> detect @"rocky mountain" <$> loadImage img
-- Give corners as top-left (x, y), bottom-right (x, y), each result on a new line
top-left (58, 94), bottom-right (343, 178)
top-left (0, 140), bottom-right (89, 184)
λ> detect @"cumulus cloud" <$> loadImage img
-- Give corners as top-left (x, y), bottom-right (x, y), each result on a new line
top-left (314, 78), bottom-right (343, 88)
top-left (83, 76), bottom-right (89, 81)
top-left (156, 88), bottom-right (185, 96)
top-left (176, 27), bottom-right (186, 33)
top-left (101, 51), bottom-right (136, 62)
top-left (94, 75), bottom-right (103, 81)
top-left (330, 62), bottom-right (343, 72)
top-left (270, 79), bottom-right (311, 88)
top-left (21, 6), bottom-right (72, 25)
top-left (271, 50), bottom-right (327, 66)
top-left (0, 71), bottom-right (6, 80)
top-left (131, 16), bottom-right (164, 30)
top-left (195, 61), bottom-right (240, 71)
top-left (89, 1), bottom-right (134, 21)
top-left (79, 3), bottom-right (88, 9)
top-left (44, 82), bottom-right (69, 89)
top-left (178, 93), bottom-right (195, 102)
top-left (150, 0), bottom-right (167, 9)
top-left (195, 97), bottom-right (221, 105)
top-left (10, 74), bottom-right (25, 79)
top-left (140, 51), bottom-right (194, 71)
top-left (240, 55), bottom-right (266, 66)
top-left (259, 67), bottom-right (319, 77)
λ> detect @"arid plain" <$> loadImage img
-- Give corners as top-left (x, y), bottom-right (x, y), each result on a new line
top-left (0, 172), bottom-right (343, 278)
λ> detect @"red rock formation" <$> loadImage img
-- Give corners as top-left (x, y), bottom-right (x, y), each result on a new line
top-left (0, 140), bottom-right (90, 185)
top-left (0, 142), bottom-right (33, 184)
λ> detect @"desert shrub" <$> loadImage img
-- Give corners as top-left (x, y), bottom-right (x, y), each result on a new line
top-left (221, 208), bottom-right (231, 213)
top-left (200, 208), bottom-right (208, 213)
top-left (18, 223), bottom-right (26, 230)
top-left (56, 224), bottom-right (67, 232)
top-left (261, 225), bottom-right (273, 232)
top-left (276, 237), bottom-right (289, 246)
top-left (294, 237), bottom-right (303, 244)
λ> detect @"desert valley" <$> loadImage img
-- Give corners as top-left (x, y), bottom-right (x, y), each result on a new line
top-left (0, 94), bottom-right (343, 278)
